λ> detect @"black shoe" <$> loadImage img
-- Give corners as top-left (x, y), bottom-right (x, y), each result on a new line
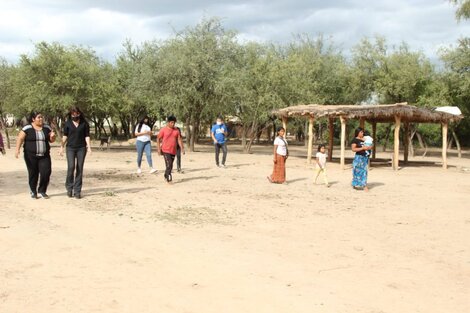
top-left (74, 193), bottom-right (81, 199)
top-left (67, 191), bottom-right (73, 198)
top-left (38, 193), bottom-right (49, 199)
top-left (30, 192), bottom-right (37, 199)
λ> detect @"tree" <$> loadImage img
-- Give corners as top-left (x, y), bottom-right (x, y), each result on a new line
top-left (450, 0), bottom-right (470, 20)
top-left (150, 17), bottom-right (238, 151)
top-left (221, 43), bottom-right (282, 152)
top-left (439, 38), bottom-right (470, 145)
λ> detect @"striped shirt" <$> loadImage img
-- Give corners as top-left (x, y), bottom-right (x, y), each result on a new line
top-left (22, 124), bottom-right (52, 156)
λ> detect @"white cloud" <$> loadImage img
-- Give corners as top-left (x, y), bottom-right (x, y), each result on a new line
top-left (0, 0), bottom-right (469, 63)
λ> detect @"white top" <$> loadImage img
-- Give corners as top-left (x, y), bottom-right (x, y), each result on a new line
top-left (316, 152), bottom-right (327, 168)
top-left (135, 124), bottom-right (151, 142)
top-left (274, 136), bottom-right (287, 156)
top-left (363, 135), bottom-right (373, 146)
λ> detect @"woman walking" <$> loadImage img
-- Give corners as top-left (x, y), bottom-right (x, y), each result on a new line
top-left (267, 127), bottom-right (288, 184)
top-left (351, 127), bottom-right (372, 191)
top-left (134, 116), bottom-right (157, 174)
top-left (59, 107), bottom-right (91, 199)
top-left (15, 111), bottom-right (56, 199)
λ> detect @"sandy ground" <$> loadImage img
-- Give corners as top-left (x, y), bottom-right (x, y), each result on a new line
top-left (1, 141), bottom-right (470, 313)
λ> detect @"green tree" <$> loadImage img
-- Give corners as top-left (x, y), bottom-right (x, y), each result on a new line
top-left (149, 17), bottom-right (238, 151)
top-left (450, 0), bottom-right (470, 20)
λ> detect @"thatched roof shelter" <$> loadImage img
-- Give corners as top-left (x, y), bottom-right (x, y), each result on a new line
top-left (272, 103), bottom-right (463, 170)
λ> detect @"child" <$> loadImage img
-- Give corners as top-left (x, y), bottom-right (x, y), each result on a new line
top-left (363, 131), bottom-right (373, 158)
top-left (314, 144), bottom-right (329, 187)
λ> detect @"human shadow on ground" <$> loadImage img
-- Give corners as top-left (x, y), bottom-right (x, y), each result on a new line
top-left (287, 177), bottom-right (308, 184)
top-left (175, 175), bottom-right (216, 184)
top-left (180, 167), bottom-right (211, 173)
top-left (367, 182), bottom-right (385, 189)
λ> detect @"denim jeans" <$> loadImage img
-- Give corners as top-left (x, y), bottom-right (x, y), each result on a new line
top-left (214, 142), bottom-right (227, 165)
top-left (136, 140), bottom-right (153, 168)
top-left (66, 147), bottom-right (87, 194)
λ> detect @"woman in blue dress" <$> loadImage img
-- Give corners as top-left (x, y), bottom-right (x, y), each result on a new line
top-left (351, 127), bottom-right (372, 191)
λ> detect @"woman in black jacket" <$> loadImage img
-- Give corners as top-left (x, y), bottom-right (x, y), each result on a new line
top-left (59, 106), bottom-right (91, 199)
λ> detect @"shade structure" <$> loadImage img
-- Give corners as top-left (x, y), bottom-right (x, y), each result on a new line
top-left (272, 103), bottom-right (463, 170)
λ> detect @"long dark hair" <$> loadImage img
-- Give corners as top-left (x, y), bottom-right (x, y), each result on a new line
top-left (354, 127), bottom-right (364, 137)
top-left (137, 116), bottom-right (149, 133)
top-left (68, 106), bottom-right (86, 123)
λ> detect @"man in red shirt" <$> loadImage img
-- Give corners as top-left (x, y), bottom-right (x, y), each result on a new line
top-left (157, 115), bottom-right (184, 183)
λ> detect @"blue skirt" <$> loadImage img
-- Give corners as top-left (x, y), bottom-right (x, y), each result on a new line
top-left (352, 154), bottom-right (368, 187)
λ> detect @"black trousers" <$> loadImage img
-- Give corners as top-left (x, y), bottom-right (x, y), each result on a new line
top-left (66, 147), bottom-right (87, 194)
top-left (163, 153), bottom-right (175, 182)
top-left (24, 153), bottom-right (51, 194)
top-left (214, 143), bottom-right (227, 165)
top-left (176, 146), bottom-right (181, 170)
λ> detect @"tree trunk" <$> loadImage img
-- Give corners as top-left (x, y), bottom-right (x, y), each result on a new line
top-left (383, 124), bottom-right (391, 152)
top-left (241, 125), bottom-right (248, 152)
top-left (185, 119), bottom-right (191, 150)
top-left (246, 122), bottom-right (258, 153)
top-left (416, 132), bottom-right (427, 157)
top-left (409, 128), bottom-right (417, 157)
top-left (452, 129), bottom-right (462, 158)
top-left (0, 118), bottom-right (11, 149)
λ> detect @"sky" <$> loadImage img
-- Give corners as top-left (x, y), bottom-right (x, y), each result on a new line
top-left (0, 0), bottom-right (469, 64)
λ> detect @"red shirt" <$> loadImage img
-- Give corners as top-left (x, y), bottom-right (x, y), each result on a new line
top-left (158, 126), bottom-right (180, 155)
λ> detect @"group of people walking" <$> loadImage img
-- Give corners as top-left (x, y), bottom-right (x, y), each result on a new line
top-left (13, 110), bottom-right (231, 198)
top-left (15, 107), bottom-right (90, 199)
top-left (13, 107), bottom-right (371, 198)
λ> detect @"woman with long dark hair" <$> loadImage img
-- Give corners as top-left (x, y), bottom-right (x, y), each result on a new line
top-left (351, 127), bottom-right (372, 191)
top-left (59, 106), bottom-right (91, 199)
top-left (134, 116), bottom-right (157, 174)
top-left (267, 127), bottom-right (288, 184)
top-left (15, 111), bottom-right (56, 199)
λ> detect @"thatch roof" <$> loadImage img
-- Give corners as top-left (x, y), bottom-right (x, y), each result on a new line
top-left (272, 103), bottom-right (463, 123)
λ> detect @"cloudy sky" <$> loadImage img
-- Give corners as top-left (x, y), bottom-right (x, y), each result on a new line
top-left (1, 0), bottom-right (469, 63)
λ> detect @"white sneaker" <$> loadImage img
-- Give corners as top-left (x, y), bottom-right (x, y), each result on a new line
top-left (149, 168), bottom-right (157, 174)
top-left (137, 168), bottom-right (142, 174)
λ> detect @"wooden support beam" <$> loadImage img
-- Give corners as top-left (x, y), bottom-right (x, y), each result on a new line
top-left (372, 121), bottom-right (377, 160)
top-left (282, 116), bottom-right (288, 135)
top-left (442, 122), bottom-right (448, 169)
top-left (340, 116), bottom-right (347, 170)
top-left (328, 117), bottom-right (334, 162)
top-left (393, 115), bottom-right (401, 170)
top-left (404, 122), bottom-right (409, 164)
top-left (359, 117), bottom-right (365, 129)
top-left (307, 116), bottom-right (315, 164)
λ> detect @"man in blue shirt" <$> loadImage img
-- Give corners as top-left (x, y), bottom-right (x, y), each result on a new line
top-left (210, 116), bottom-right (228, 167)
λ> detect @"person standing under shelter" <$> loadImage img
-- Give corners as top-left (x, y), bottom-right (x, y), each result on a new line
top-left (157, 115), bottom-right (184, 183)
top-left (59, 106), bottom-right (92, 199)
top-left (15, 111), bottom-right (56, 199)
top-left (211, 116), bottom-right (228, 168)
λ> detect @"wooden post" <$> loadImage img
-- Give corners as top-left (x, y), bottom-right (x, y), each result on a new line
top-left (393, 115), bottom-right (401, 170)
top-left (359, 117), bottom-right (365, 129)
top-left (328, 117), bottom-right (334, 162)
top-left (442, 122), bottom-right (448, 169)
top-left (404, 122), bottom-right (409, 164)
top-left (282, 116), bottom-right (288, 135)
top-left (340, 116), bottom-right (347, 170)
top-left (372, 121), bottom-right (377, 160)
top-left (307, 116), bottom-right (315, 164)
